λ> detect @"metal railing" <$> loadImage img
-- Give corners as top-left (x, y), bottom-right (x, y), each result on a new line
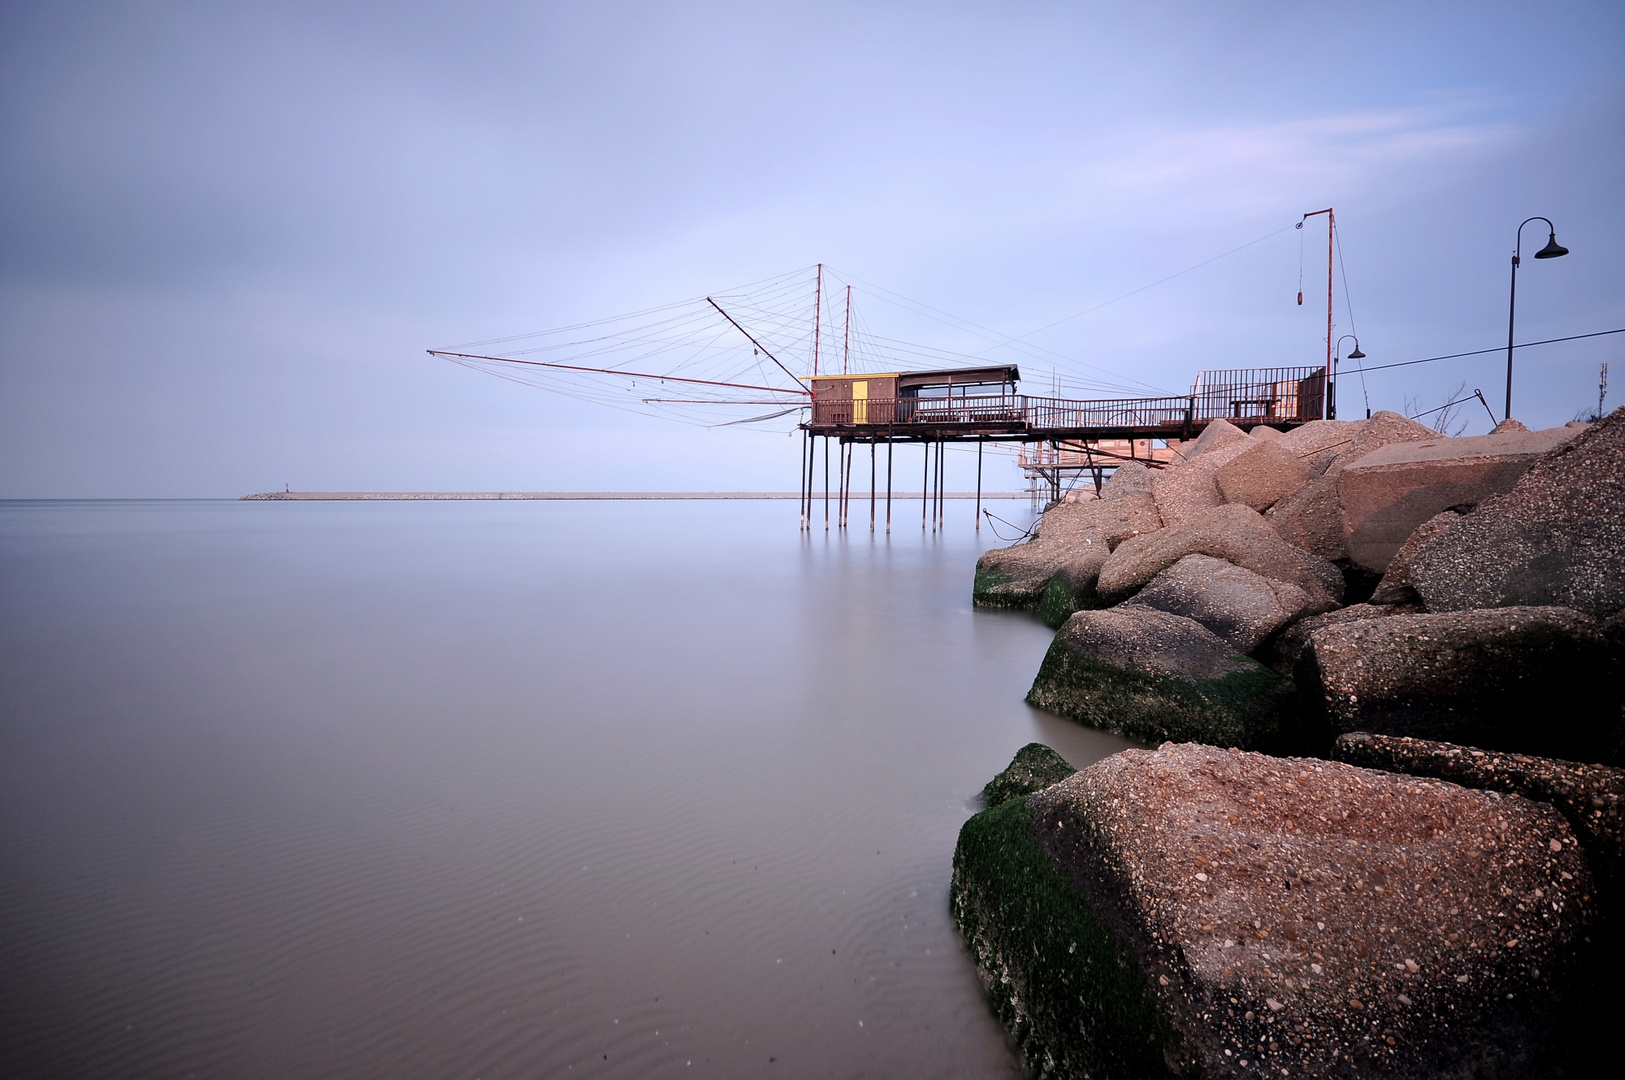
top-left (1191, 366), bottom-right (1326, 423)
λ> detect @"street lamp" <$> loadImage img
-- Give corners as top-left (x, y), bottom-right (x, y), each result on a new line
top-left (1331, 334), bottom-right (1365, 420)
top-left (1505, 217), bottom-right (1569, 421)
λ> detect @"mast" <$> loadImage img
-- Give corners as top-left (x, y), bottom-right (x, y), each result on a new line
top-left (813, 263), bottom-right (823, 377)
top-left (843, 285), bottom-right (851, 375)
top-left (1299, 209), bottom-right (1334, 387)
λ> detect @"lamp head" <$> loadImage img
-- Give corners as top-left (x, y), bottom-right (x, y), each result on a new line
top-left (1347, 346), bottom-right (1366, 360)
top-left (1535, 232), bottom-right (1569, 259)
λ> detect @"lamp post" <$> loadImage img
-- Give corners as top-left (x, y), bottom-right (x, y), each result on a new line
top-left (1331, 334), bottom-right (1364, 420)
top-left (1505, 217), bottom-right (1569, 421)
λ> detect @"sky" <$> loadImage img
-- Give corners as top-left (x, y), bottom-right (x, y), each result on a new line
top-left (1, 1), bottom-right (1622, 496)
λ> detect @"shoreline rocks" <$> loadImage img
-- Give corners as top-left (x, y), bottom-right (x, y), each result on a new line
top-left (962, 409), bottom-right (1625, 1077)
top-left (953, 743), bottom-right (1597, 1080)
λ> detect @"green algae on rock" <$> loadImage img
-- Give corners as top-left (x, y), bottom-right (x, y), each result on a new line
top-left (1036, 572), bottom-right (1107, 629)
top-left (1026, 607), bottom-right (1296, 750)
top-left (973, 567), bottom-right (1047, 609)
top-left (980, 743), bottom-right (1078, 807)
top-left (951, 796), bottom-right (1188, 1080)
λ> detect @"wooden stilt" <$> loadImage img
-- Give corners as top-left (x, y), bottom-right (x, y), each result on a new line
top-left (885, 440), bottom-right (892, 533)
top-left (922, 440), bottom-right (929, 529)
top-left (975, 439), bottom-right (982, 530)
top-left (869, 438), bottom-right (876, 531)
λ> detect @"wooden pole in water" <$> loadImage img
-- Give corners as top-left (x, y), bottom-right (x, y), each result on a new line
top-left (922, 440), bottom-right (929, 529)
top-left (886, 440), bottom-right (892, 533)
top-left (824, 437), bottom-right (830, 531)
top-left (845, 441), bottom-right (858, 529)
top-left (869, 438), bottom-right (876, 531)
top-left (799, 429), bottom-right (808, 530)
top-left (975, 439), bottom-right (983, 530)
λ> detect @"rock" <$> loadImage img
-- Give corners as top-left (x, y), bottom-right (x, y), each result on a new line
top-left (1026, 607), bottom-right (1296, 749)
top-left (980, 743), bottom-right (1077, 807)
top-left (1122, 553), bottom-right (1329, 654)
top-left (974, 504), bottom-right (1110, 608)
top-left (1151, 438), bottom-right (1255, 526)
top-left (1320, 410), bottom-right (1438, 478)
top-left (1214, 440), bottom-right (1313, 512)
top-left (1335, 732), bottom-right (1625, 896)
top-left (978, 495), bottom-right (1163, 614)
top-left (951, 742), bottom-right (1596, 1080)
top-left (1035, 544), bottom-right (1112, 628)
top-left (1337, 425), bottom-right (1579, 572)
top-left (1369, 510), bottom-right (1460, 605)
top-left (1298, 606), bottom-right (1624, 762)
top-left (1183, 416), bottom-right (1251, 461)
top-left (1263, 413), bottom-right (1440, 562)
top-left (1263, 603), bottom-right (1402, 676)
top-left (1100, 460), bottom-right (1154, 499)
top-left (1274, 418), bottom-right (1363, 476)
top-left (1264, 473), bottom-right (1348, 561)
top-left (1097, 503), bottom-right (1342, 605)
top-left (1095, 491), bottom-right (1162, 550)
top-left (1409, 407), bottom-right (1625, 619)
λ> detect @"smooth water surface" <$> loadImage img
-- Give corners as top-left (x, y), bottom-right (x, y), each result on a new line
top-left (0, 500), bottom-right (1133, 1078)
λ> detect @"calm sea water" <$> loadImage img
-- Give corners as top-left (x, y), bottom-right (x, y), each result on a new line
top-left (0, 499), bottom-right (1133, 1079)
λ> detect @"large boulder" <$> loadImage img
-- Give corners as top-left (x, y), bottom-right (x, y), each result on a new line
top-left (951, 743), bottom-right (1596, 1080)
top-left (1263, 602), bottom-right (1403, 676)
top-left (1275, 418), bottom-right (1363, 476)
top-left (979, 494), bottom-right (1165, 615)
top-left (1335, 732), bottom-right (1625, 897)
top-left (1409, 407), bottom-right (1625, 618)
top-left (1035, 543), bottom-right (1113, 628)
top-left (1337, 425), bottom-right (1579, 572)
top-left (1297, 606), bottom-right (1624, 763)
top-left (1264, 472), bottom-right (1348, 562)
top-left (1369, 510), bottom-right (1460, 606)
top-left (1099, 491), bottom-right (1164, 550)
top-left (1184, 416), bottom-right (1251, 460)
top-left (1214, 439), bottom-right (1313, 512)
top-left (1097, 503), bottom-right (1342, 605)
top-left (1321, 410), bottom-right (1438, 477)
top-left (1122, 553), bottom-right (1330, 654)
top-left (1100, 460), bottom-right (1155, 499)
top-left (1152, 438), bottom-right (1256, 526)
top-left (1026, 607), bottom-right (1297, 749)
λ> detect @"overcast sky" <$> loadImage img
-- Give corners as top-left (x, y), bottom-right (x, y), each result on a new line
top-left (2, 1), bottom-right (1621, 496)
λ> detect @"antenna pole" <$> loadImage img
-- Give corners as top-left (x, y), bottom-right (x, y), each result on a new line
top-left (813, 264), bottom-right (823, 378)
top-left (1326, 209), bottom-right (1335, 389)
top-left (843, 285), bottom-right (851, 375)
top-left (1298, 209), bottom-right (1335, 385)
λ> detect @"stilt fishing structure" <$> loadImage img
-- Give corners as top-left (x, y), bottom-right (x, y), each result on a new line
top-left (432, 221), bottom-right (1365, 531)
top-left (798, 361), bottom-right (1327, 532)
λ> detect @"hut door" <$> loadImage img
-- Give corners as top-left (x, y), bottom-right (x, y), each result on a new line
top-left (852, 381), bottom-right (868, 425)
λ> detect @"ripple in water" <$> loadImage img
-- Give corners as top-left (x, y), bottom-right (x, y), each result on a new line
top-left (0, 499), bottom-right (1134, 1078)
